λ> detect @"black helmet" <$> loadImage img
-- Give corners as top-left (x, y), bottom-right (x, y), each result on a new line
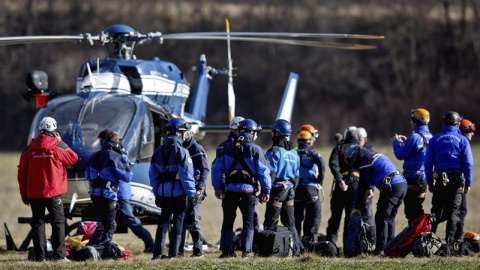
top-left (238, 119), bottom-right (261, 133)
top-left (442, 111), bottom-right (463, 125)
top-left (345, 144), bottom-right (362, 165)
top-left (271, 119), bottom-right (291, 136)
top-left (165, 118), bottom-right (191, 134)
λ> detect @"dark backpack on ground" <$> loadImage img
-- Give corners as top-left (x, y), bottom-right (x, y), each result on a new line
top-left (412, 232), bottom-right (444, 257)
top-left (383, 214), bottom-right (432, 258)
top-left (436, 240), bottom-right (472, 257)
top-left (301, 234), bottom-right (327, 251)
top-left (343, 215), bottom-right (374, 257)
top-left (69, 241), bottom-right (124, 261)
top-left (310, 241), bottom-right (339, 257)
top-left (69, 245), bottom-right (103, 261)
top-left (257, 226), bottom-right (300, 257)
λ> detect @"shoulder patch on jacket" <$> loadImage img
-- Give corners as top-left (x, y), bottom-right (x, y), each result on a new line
top-left (57, 141), bottom-right (70, 150)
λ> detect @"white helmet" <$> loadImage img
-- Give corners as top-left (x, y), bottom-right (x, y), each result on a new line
top-left (39, 117), bottom-right (57, 132)
top-left (357, 127), bottom-right (368, 138)
top-left (230, 116), bottom-right (245, 130)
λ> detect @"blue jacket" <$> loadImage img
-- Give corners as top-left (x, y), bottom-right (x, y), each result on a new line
top-left (297, 143), bottom-right (325, 187)
top-left (392, 125), bottom-right (432, 180)
top-left (149, 136), bottom-right (196, 198)
top-left (85, 141), bottom-right (133, 201)
top-left (353, 147), bottom-right (406, 209)
top-left (266, 139), bottom-right (300, 188)
top-left (425, 125), bottom-right (474, 187)
top-left (212, 132), bottom-right (271, 194)
top-left (183, 137), bottom-right (209, 191)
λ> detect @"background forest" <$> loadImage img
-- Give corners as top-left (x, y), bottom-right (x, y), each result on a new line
top-left (1, 0), bottom-right (479, 150)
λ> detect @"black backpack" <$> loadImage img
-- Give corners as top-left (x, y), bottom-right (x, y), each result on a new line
top-left (69, 245), bottom-right (103, 261)
top-left (310, 241), bottom-right (339, 257)
top-left (412, 232), bottom-right (444, 257)
top-left (69, 242), bottom-right (124, 261)
top-left (343, 215), bottom-right (373, 257)
top-left (436, 240), bottom-right (477, 257)
top-left (257, 227), bottom-right (300, 257)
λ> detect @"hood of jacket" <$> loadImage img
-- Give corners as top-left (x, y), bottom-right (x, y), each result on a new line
top-left (29, 133), bottom-right (58, 151)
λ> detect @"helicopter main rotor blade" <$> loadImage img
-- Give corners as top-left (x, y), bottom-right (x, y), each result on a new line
top-left (0, 35), bottom-right (101, 46)
top-left (162, 35), bottom-right (378, 50)
top-left (164, 32), bottom-right (385, 40)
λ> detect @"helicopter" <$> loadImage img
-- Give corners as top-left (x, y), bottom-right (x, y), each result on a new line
top-left (1, 22), bottom-right (383, 249)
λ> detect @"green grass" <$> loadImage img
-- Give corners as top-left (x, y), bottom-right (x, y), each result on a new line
top-left (2, 145), bottom-right (480, 269)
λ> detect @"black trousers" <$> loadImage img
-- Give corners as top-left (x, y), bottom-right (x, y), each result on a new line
top-left (264, 186), bottom-right (296, 230)
top-left (326, 181), bottom-right (356, 244)
top-left (374, 182), bottom-right (407, 252)
top-left (403, 177), bottom-right (426, 223)
top-left (294, 185), bottom-right (321, 240)
top-left (454, 193), bottom-right (467, 240)
top-left (431, 182), bottom-right (463, 242)
top-left (30, 196), bottom-right (66, 260)
top-left (154, 195), bottom-right (187, 257)
top-left (220, 191), bottom-right (256, 254)
top-left (89, 196), bottom-right (118, 245)
top-left (264, 186), bottom-right (302, 252)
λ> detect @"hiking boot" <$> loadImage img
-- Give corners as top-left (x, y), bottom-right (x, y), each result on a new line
top-left (161, 255), bottom-right (178, 259)
top-left (191, 253), bottom-right (204, 258)
top-left (219, 252), bottom-right (236, 258)
top-left (143, 246), bottom-right (154, 253)
top-left (241, 252), bottom-right (251, 258)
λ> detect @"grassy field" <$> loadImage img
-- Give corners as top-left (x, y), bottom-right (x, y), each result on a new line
top-left (1, 145), bottom-right (480, 268)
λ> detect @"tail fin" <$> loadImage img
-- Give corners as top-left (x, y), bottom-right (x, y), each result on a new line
top-left (275, 72), bottom-right (299, 122)
top-left (187, 54), bottom-right (210, 123)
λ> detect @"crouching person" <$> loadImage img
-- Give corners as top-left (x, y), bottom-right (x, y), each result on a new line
top-left (347, 144), bottom-right (407, 255)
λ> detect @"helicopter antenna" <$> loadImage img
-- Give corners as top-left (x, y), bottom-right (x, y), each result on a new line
top-left (86, 62), bottom-right (96, 89)
top-left (226, 18), bottom-right (235, 123)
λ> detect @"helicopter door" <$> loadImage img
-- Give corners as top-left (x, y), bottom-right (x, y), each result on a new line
top-left (151, 110), bottom-right (169, 149)
top-left (137, 109), bottom-right (155, 162)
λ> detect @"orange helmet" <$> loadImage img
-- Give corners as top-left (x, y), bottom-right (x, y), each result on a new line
top-left (464, 231), bottom-right (480, 242)
top-left (410, 108), bottom-right (430, 125)
top-left (460, 119), bottom-right (476, 133)
top-left (298, 124), bottom-right (318, 138)
top-left (297, 130), bottom-right (313, 141)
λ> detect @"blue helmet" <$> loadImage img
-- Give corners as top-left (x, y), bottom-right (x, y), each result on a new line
top-left (345, 144), bottom-right (362, 165)
top-left (238, 119), bottom-right (261, 133)
top-left (165, 118), bottom-right (191, 134)
top-left (271, 119), bottom-right (291, 136)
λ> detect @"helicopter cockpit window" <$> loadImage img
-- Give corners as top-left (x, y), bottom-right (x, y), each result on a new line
top-left (81, 97), bottom-right (136, 150)
top-left (32, 96), bottom-right (137, 155)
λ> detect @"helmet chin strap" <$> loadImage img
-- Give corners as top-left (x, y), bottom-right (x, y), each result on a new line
top-left (41, 130), bottom-right (55, 137)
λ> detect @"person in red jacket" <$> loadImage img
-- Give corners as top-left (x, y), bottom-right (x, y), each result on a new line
top-left (17, 116), bottom-right (78, 261)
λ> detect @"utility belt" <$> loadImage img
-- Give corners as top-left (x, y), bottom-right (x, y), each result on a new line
top-left (91, 179), bottom-right (118, 192)
top-left (403, 169), bottom-right (424, 175)
top-left (433, 170), bottom-right (465, 187)
top-left (381, 170), bottom-right (401, 192)
top-left (405, 175), bottom-right (427, 193)
top-left (341, 170), bottom-right (359, 185)
top-left (225, 169), bottom-right (257, 186)
top-left (342, 171), bottom-right (360, 177)
top-left (158, 172), bottom-right (179, 183)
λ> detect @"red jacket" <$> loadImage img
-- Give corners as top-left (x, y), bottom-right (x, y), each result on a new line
top-left (17, 133), bottom-right (78, 202)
